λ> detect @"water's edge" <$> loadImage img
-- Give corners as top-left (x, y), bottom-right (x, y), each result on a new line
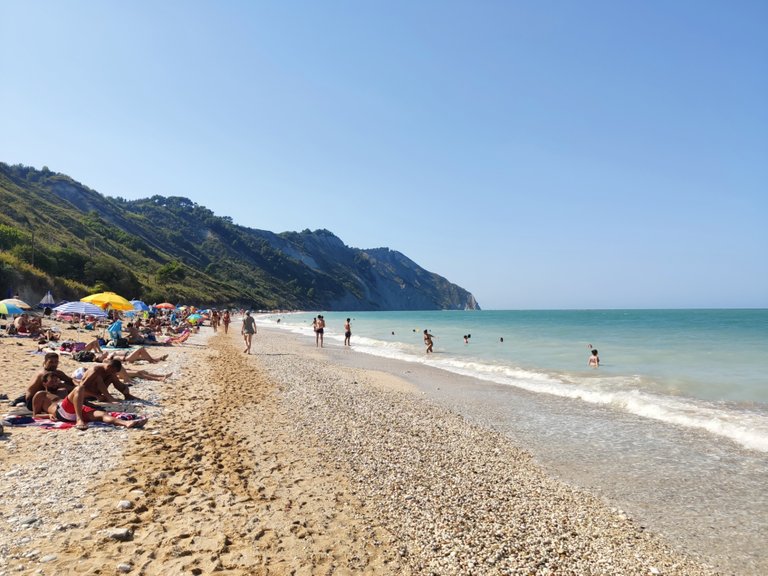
top-left (274, 326), bottom-right (768, 575)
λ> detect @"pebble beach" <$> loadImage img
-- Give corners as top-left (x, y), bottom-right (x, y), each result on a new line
top-left (0, 320), bottom-right (727, 575)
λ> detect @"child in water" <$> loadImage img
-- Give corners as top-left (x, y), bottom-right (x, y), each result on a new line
top-left (588, 348), bottom-right (600, 368)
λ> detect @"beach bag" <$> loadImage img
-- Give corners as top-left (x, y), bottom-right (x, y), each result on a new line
top-left (73, 350), bottom-right (96, 362)
top-left (115, 337), bottom-right (129, 348)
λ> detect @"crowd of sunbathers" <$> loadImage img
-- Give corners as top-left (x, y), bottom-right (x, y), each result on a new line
top-left (1, 304), bottom-right (227, 430)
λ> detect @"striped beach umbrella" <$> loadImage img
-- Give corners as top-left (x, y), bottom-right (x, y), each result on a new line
top-left (53, 301), bottom-right (108, 317)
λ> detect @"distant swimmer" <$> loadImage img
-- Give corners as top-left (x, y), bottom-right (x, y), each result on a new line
top-left (500, 337), bottom-right (504, 343)
top-left (423, 329), bottom-right (434, 354)
top-left (463, 335), bottom-right (469, 344)
top-left (588, 348), bottom-right (600, 368)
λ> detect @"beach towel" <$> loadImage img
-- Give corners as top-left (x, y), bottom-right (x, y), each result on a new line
top-left (1, 413), bottom-right (143, 431)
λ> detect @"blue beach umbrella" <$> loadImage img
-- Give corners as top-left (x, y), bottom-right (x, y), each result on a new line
top-left (131, 300), bottom-right (150, 312)
top-left (0, 302), bottom-right (24, 315)
top-left (53, 301), bottom-right (108, 317)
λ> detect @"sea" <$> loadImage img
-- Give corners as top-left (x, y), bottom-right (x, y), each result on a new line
top-left (264, 309), bottom-right (768, 452)
top-left (260, 308), bottom-right (768, 572)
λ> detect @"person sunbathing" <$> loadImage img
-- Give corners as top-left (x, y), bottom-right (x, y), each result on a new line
top-left (36, 380), bottom-right (147, 430)
top-left (118, 367), bottom-right (173, 383)
top-left (79, 359), bottom-right (139, 401)
top-left (70, 342), bottom-right (167, 364)
top-left (163, 330), bottom-right (190, 345)
top-left (13, 353), bottom-right (76, 410)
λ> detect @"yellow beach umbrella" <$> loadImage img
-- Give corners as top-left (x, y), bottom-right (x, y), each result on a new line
top-left (81, 291), bottom-right (134, 311)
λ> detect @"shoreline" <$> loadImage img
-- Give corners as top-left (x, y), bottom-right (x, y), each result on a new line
top-left (264, 323), bottom-right (767, 575)
top-left (0, 324), bottom-right (736, 574)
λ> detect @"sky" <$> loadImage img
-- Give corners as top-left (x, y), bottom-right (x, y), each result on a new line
top-left (1, 1), bottom-right (766, 310)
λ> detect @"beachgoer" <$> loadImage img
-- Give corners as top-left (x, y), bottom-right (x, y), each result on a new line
top-left (49, 380), bottom-right (147, 430)
top-left (126, 322), bottom-right (145, 345)
top-left (242, 311), bottom-right (256, 354)
top-left (589, 349), bottom-right (600, 368)
top-left (344, 318), bottom-right (351, 347)
top-left (15, 353), bottom-right (76, 410)
top-left (80, 359), bottom-right (138, 401)
top-left (222, 310), bottom-right (231, 334)
top-left (463, 335), bottom-right (469, 344)
top-left (316, 315), bottom-right (325, 348)
top-left (119, 367), bottom-right (173, 383)
top-left (29, 371), bottom-right (70, 416)
top-left (423, 329), bottom-right (434, 353)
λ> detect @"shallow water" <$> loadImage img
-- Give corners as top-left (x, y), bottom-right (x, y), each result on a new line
top-left (262, 320), bottom-right (768, 575)
top-left (268, 310), bottom-right (768, 453)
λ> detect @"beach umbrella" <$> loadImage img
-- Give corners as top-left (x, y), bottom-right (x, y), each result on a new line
top-left (187, 313), bottom-right (203, 323)
top-left (38, 291), bottom-right (56, 308)
top-left (131, 300), bottom-right (150, 312)
top-left (81, 291), bottom-right (134, 311)
top-left (53, 301), bottom-right (108, 317)
top-left (0, 302), bottom-right (24, 316)
top-left (0, 297), bottom-right (32, 310)
top-left (156, 302), bottom-right (175, 309)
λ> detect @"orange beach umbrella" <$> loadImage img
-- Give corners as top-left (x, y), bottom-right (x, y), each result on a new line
top-left (81, 291), bottom-right (134, 311)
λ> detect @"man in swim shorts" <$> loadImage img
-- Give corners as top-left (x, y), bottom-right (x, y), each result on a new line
top-left (14, 353), bottom-right (76, 410)
top-left (79, 359), bottom-right (138, 402)
top-left (53, 359), bottom-right (147, 430)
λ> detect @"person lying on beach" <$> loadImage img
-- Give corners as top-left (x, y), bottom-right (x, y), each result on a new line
top-left (163, 330), bottom-right (190, 345)
top-left (69, 345), bottom-right (167, 365)
top-left (13, 353), bottom-right (77, 410)
top-left (37, 380), bottom-right (147, 430)
top-left (118, 366), bottom-right (173, 383)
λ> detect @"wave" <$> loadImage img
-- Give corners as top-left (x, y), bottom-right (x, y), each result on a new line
top-left (263, 317), bottom-right (768, 453)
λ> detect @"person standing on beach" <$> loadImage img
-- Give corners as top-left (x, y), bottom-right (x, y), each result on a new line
top-left (588, 348), bottom-right (600, 368)
top-left (222, 310), bottom-right (231, 334)
top-left (344, 318), bottom-right (352, 347)
top-left (242, 311), bottom-right (256, 354)
top-left (315, 315), bottom-right (326, 347)
top-left (424, 329), bottom-right (434, 353)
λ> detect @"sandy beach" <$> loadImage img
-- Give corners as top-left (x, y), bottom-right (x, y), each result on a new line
top-left (1, 320), bottom-right (725, 575)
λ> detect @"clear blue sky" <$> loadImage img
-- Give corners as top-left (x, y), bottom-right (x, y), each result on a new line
top-left (2, 1), bottom-right (766, 309)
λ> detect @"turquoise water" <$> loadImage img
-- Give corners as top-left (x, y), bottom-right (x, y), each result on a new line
top-left (262, 309), bottom-right (768, 452)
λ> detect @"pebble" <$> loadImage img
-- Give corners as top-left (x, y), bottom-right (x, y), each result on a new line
top-left (0, 345), bottom-right (185, 561)
top-left (107, 528), bottom-right (132, 542)
top-left (255, 330), bottom-right (719, 576)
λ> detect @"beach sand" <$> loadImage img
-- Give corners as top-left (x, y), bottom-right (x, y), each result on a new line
top-left (1, 322), bottom-right (722, 575)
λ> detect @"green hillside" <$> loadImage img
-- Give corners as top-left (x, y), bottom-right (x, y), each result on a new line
top-left (0, 163), bottom-right (479, 310)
